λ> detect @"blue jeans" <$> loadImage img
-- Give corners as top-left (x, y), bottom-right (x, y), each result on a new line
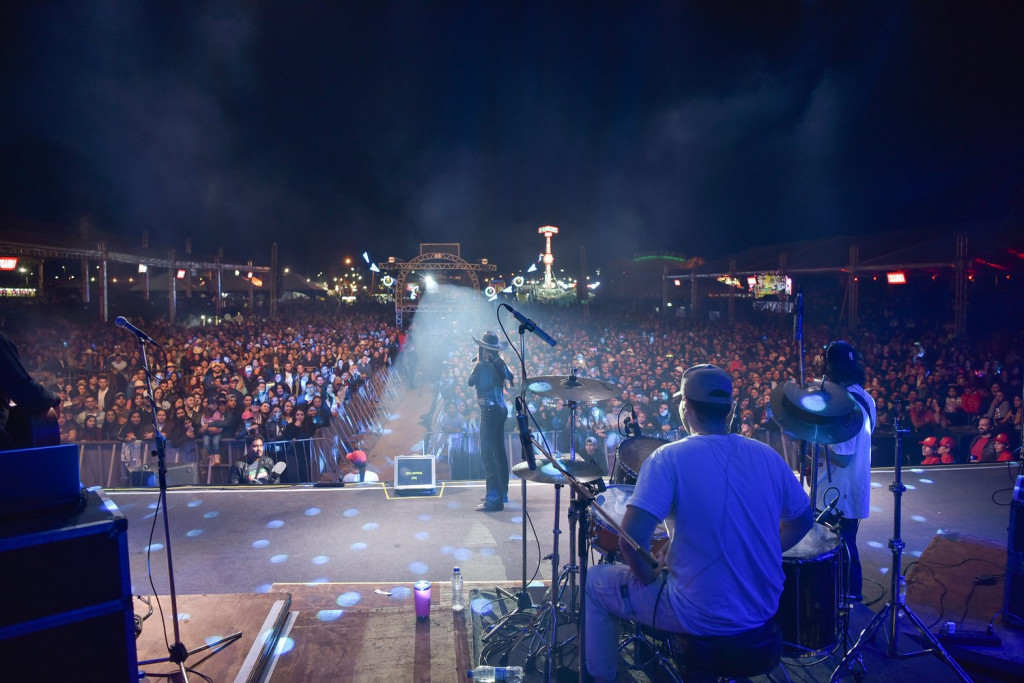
top-left (584, 563), bottom-right (684, 681)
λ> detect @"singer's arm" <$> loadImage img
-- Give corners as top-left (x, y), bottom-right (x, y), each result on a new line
top-left (827, 436), bottom-right (857, 468)
top-left (825, 449), bottom-right (854, 468)
top-left (779, 504), bottom-right (813, 552)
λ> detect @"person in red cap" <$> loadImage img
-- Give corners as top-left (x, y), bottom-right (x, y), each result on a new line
top-left (919, 436), bottom-right (941, 465)
top-left (343, 449), bottom-right (379, 483)
top-left (937, 436), bottom-right (956, 464)
top-left (993, 433), bottom-right (1013, 462)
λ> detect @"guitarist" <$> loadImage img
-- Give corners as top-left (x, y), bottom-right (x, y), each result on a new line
top-left (0, 331), bottom-right (61, 450)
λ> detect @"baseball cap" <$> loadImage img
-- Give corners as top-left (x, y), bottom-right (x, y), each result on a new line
top-left (938, 436), bottom-right (955, 449)
top-left (673, 364), bottom-right (732, 405)
top-left (825, 341), bottom-right (858, 369)
top-left (346, 450), bottom-right (368, 464)
top-left (995, 433), bottom-right (1010, 444)
top-left (919, 436), bottom-right (938, 447)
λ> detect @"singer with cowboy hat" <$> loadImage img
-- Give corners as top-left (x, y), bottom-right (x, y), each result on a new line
top-left (468, 330), bottom-right (514, 512)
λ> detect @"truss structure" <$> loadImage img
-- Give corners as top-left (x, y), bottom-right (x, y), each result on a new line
top-left (378, 249), bottom-right (496, 327)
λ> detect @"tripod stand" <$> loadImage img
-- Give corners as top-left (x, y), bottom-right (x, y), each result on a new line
top-left (830, 403), bottom-right (969, 682)
top-left (120, 324), bottom-right (241, 680)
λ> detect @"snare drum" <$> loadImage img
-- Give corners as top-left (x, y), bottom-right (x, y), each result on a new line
top-left (612, 436), bottom-right (669, 484)
top-left (777, 523), bottom-right (843, 655)
top-left (590, 484), bottom-right (669, 559)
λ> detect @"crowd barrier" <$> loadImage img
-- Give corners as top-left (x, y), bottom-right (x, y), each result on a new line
top-left (71, 364), bottom-right (413, 487)
top-left (76, 437), bottom-right (335, 487)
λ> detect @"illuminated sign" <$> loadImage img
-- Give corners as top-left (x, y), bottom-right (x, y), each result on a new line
top-left (886, 272), bottom-right (907, 284)
top-left (749, 273), bottom-right (792, 298)
top-left (0, 258), bottom-right (18, 270)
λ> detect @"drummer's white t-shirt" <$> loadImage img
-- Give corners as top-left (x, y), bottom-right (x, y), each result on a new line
top-left (629, 433), bottom-right (810, 636)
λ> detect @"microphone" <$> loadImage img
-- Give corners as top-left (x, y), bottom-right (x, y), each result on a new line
top-left (815, 494), bottom-right (840, 525)
top-left (515, 396), bottom-right (537, 470)
top-left (503, 304), bottom-right (557, 347)
top-left (729, 398), bottom-right (741, 433)
top-left (629, 405), bottom-right (641, 437)
top-left (114, 317), bottom-right (162, 346)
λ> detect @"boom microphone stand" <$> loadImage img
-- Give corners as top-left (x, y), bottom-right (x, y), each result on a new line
top-left (830, 400), bottom-right (969, 682)
top-left (483, 322), bottom-right (538, 640)
top-left (118, 320), bottom-right (241, 680)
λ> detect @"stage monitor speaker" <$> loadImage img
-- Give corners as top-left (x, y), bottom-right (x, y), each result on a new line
top-left (394, 455), bottom-right (436, 493)
top-left (1004, 475), bottom-right (1024, 629)
top-left (131, 463), bottom-right (198, 487)
top-left (0, 487), bottom-right (137, 680)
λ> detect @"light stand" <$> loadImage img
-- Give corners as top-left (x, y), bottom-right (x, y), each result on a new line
top-left (126, 331), bottom-right (241, 680)
top-left (830, 400), bottom-right (970, 682)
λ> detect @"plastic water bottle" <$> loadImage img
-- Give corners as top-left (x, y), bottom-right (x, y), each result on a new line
top-left (467, 665), bottom-right (524, 682)
top-left (451, 566), bottom-right (464, 612)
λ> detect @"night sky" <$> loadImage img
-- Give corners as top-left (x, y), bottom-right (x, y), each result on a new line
top-left (2, 3), bottom-right (1023, 274)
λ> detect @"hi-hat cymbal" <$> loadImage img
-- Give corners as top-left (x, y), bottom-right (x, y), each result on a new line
top-left (525, 375), bottom-right (618, 402)
top-left (769, 379), bottom-right (864, 445)
top-left (512, 458), bottom-right (604, 485)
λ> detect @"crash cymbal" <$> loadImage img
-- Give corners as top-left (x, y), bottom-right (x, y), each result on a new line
top-left (525, 375), bottom-right (619, 402)
top-left (512, 457), bottom-right (604, 485)
top-left (769, 379), bottom-right (864, 445)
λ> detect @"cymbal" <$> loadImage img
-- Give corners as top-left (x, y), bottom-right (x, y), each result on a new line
top-left (525, 375), bottom-right (619, 402)
top-left (512, 458), bottom-right (604, 485)
top-left (769, 379), bottom-right (864, 445)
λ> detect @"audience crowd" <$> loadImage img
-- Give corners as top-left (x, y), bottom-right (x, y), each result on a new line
top-left (2, 296), bottom-right (1021, 475)
top-left (3, 301), bottom-right (401, 470)
top-left (420, 307), bottom-right (1022, 471)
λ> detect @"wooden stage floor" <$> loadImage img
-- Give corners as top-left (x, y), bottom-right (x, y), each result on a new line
top-left (115, 462), bottom-right (1023, 681)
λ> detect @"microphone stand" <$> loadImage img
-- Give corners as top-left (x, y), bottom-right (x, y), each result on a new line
top-left (483, 323), bottom-right (538, 641)
top-left (130, 332), bottom-right (241, 679)
top-left (538, 442), bottom-right (657, 683)
top-left (831, 400), bottom-right (969, 682)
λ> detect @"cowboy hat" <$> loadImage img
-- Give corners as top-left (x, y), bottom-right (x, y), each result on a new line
top-left (472, 330), bottom-right (508, 351)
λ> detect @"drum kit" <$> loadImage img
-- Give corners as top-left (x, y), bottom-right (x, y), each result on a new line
top-left (481, 360), bottom-right (968, 682)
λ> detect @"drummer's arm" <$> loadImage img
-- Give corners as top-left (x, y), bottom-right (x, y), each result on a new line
top-left (780, 504), bottom-right (814, 553)
top-left (618, 506), bottom-right (665, 585)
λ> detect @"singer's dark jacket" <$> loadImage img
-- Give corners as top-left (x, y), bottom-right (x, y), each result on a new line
top-left (468, 357), bottom-right (512, 408)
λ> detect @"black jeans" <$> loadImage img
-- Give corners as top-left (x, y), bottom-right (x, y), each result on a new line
top-left (479, 404), bottom-right (509, 503)
top-left (839, 517), bottom-right (862, 599)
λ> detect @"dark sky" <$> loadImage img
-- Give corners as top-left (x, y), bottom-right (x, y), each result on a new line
top-left (2, 2), bottom-right (1023, 274)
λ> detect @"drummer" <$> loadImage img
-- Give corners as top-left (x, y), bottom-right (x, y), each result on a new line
top-left (584, 364), bottom-right (813, 683)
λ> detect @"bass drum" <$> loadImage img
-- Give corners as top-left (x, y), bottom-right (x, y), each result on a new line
top-left (611, 436), bottom-right (669, 485)
top-left (776, 523), bottom-right (843, 655)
